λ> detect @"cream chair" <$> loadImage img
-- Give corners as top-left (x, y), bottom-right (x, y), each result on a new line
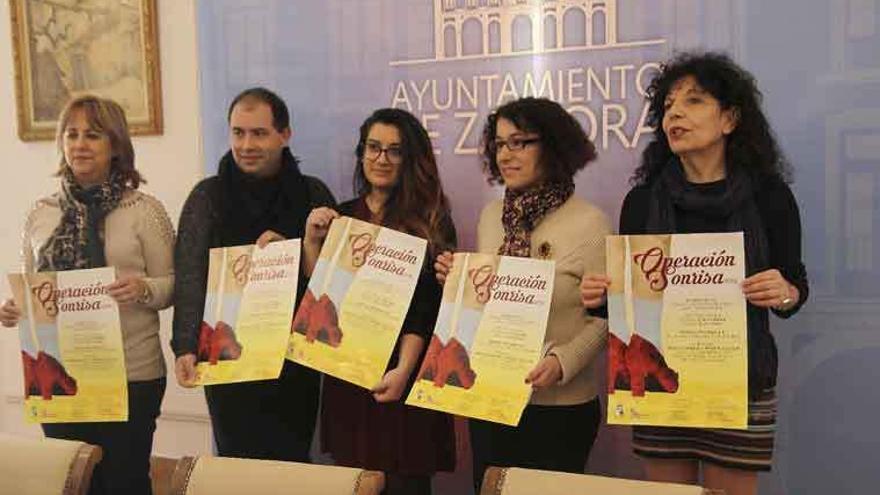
top-left (480, 466), bottom-right (712, 495)
top-left (169, 456), bottom-right (385, 495)
top-left (0, 433), bottom-right (102, 495)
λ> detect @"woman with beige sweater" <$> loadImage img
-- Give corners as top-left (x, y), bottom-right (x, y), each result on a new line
top-left (435, 97), bottom-right (609, 491)
top-left (0, 96), bottom-right (174, 495)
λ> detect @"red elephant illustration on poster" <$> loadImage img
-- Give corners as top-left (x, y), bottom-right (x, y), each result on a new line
top-left (607, 331), bottom-right (679, 397)
top-left (416, 335), bottom-right (477, 390)
top-left (197, 320), bottom-right (243, 365)
top-left (21, 350), bottom-right (78, 400)
top-left (290, 288), bottom-right (344, 348)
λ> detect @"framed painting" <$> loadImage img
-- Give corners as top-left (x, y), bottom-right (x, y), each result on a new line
top-left (8, 0), bottom-right (162, 141)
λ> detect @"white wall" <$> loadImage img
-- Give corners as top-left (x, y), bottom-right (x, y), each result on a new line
top-left (0, 0), bottom-right (213, 457)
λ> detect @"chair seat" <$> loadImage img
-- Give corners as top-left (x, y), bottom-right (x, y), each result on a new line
top-left (171, 456), bottom-right (384, 495)
top-left (0, 433), bottom-right (102, 495)
top-left (482, 467), bottom-right (708, 495)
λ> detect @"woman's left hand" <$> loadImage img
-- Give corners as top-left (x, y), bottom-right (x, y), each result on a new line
top-left (742, 269), bottom-right (797, 309)
top-left (525, 355), bottom-right (563, 389)
top-left (107, 276), bottom-right (149, 305)
top-left (371, 367), bottom-right (409, 403)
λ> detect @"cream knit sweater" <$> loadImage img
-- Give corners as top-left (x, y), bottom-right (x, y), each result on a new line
top-left (478, 195), bottom-right (610, 406)
top-left (21, 190), bottom-right (174, 381)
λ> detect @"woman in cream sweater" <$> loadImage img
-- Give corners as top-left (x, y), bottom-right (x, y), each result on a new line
top-left (0, 96), bottom-right (174, 495)
top-left (435, 97), bottom-right (609, 491)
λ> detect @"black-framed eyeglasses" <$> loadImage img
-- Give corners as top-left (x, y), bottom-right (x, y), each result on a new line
top-left (491, 137), bottom-right (540, 153)
top-left (364, 141), bottom-right (403, 164)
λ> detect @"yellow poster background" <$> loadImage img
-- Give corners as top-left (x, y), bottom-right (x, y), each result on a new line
top-left (9, 267), bottom-right (127, 423)
top-left (287, 217), bottom-right (427, 390)
top-left (194, 240), bottom-right (301, 385)
top-left (606, 233), bottom-right (748, 429)
top-left (406, 253), bottom-right (554, 426)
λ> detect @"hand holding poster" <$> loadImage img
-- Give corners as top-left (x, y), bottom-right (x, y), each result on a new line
top-left (405, 252), bottom-right (554, 426)
top-left (8, 267), bottom-right (127, 423)
top-left (194, 239), bottom-right (301, 385)
top-left (606, 233), bottom-right (748, 428)
top-left (287, 216), bottom-right (427, 390)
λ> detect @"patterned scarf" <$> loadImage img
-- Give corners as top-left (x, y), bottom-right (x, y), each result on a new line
top-left (499, 180), bottom-right (574, 257)
top-left (37, 168), bottom-right (127, 271)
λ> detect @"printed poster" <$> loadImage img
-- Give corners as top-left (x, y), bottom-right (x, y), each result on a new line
top-left (287, 216), bottom-right (427, 390)
top-left (606, 233), bottom-right (748, 428)
top-left (195, 240), bottom-right (301, 385)
top-left (9, 267), bottom-right (127, 423)
top-left (405, 252), bottom-right (554, 426)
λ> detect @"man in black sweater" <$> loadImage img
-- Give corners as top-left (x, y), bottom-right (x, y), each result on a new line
top-left (172, 87), bottom-right (335, 461)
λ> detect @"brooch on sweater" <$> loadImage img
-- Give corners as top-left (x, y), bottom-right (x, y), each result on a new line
top-left (537, 242), bottom-right (552, 259)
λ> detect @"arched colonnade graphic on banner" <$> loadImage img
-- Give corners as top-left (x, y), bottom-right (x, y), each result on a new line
top-left (435, 0), bottom-right (618, 59)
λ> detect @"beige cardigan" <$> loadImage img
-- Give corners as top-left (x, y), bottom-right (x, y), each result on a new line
top-left (21, 190), bottom-right (174, 381)
top-left (478, 195), bottom-right (610, 406)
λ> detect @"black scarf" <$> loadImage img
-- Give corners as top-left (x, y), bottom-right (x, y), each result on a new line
top-left (37, 168), bottom-right (127, 271)
top-left (215, 147), bottom-right (311, 247)
top-left (645, 159), bottom-right (776, 397)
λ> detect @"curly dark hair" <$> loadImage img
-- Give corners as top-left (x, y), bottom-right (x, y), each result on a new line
top-left (354, 108), bottom-right (456, 257)
top-left (632, 51), bottom-right (790, 186)
top-left (480, 97), bottom-right (597, 185)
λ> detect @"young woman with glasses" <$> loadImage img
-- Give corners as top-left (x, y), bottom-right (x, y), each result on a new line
top-left (302, 108), bottom-right (457, 495)
top-left (435, 97), bottom-right (611, 491)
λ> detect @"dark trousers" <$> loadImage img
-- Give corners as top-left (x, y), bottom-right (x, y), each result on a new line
top-left (205, 360), bottom-right (320, 461)
top-left (469, 398), bottom-right (601, 492)
top-left (42, 378), bottom-right (166, 495)
top-left (383, 473), bottom-right (432, 495)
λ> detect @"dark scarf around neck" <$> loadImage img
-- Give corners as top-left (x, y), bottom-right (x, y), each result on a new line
top-left (645, 158), bottom-right (769, 277)
top-left (645, 158), bottom-right (775, 396)
top-left (216, 147), bottom-right (311, 247)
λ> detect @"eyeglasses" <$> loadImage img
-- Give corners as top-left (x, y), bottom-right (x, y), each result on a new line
top-left (364, 142), bottom-right (403, 164)
top-left (491, 136), bottom-right (540, 153)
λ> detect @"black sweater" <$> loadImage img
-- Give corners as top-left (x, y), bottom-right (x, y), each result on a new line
top-left (171, 174), bottom-right (335, 357)
top-left (619, 175), bottom-right (809, 395)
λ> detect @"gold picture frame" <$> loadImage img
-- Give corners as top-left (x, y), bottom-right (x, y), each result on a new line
top-left (8, 0), bottom-right (162, 141)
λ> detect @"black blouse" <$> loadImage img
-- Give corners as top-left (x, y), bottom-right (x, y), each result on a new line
top-left (619, 175), bottom-right (809, 394)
